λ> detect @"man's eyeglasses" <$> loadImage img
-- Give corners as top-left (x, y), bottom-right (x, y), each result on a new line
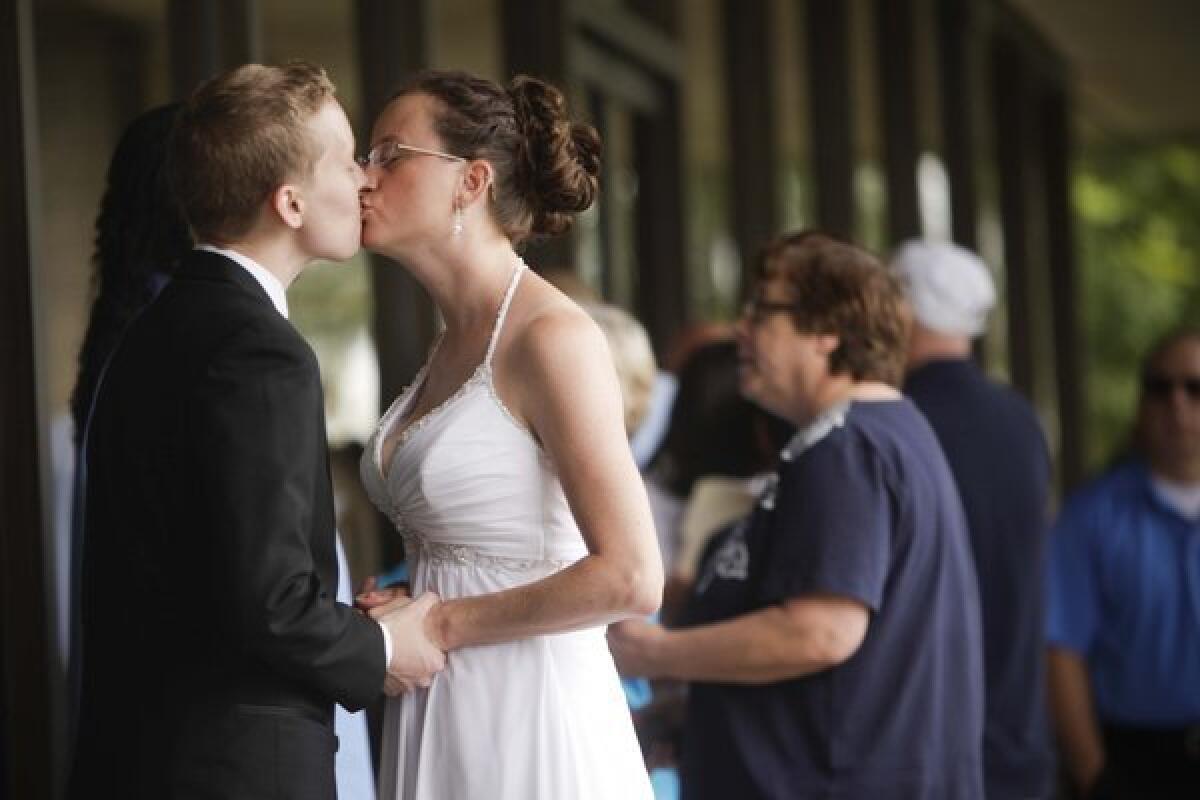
top-left (740, 298), bottom-right (794, 325)
top-left (357, 141), bottom-right (466, 169)
top-left (1141, 373), bottom-right (1200, 402)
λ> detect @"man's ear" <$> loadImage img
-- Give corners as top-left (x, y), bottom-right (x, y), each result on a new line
top-left (271, 183), bottom-right (305, 230)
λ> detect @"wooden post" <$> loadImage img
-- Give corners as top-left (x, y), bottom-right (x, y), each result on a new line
top-left (168, 0), bottom-right (261, 100)
top-left (500, 0), bottom-right (575, 270)
top-left (805, 0), bottom-right (855, 238)
top-left (876, 0), bottom-right (922, 244)
top-left (1043, 86), bottom-right (1084, 488)
top-left (938, 0), bottom-right (980, 250)
top-left (634, 84), bottom-right (688, 357)
top-left (723, 0), bottom-right (778, 291)
top-left (991, 35), bottom-right (1035, 397)
top-left (355, 0), bottom-right (439, 407)
top-left (0, 0), bottom-right (54, 796)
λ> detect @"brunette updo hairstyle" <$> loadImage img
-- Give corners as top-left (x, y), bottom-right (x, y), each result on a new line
top-left (392, 69), bottom-right (601, 244)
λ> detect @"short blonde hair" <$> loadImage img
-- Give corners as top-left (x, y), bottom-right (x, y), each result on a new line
top-left (169, 61), bottom-right (336, 242)
top-left (584, 302), bottom-right (658, 436)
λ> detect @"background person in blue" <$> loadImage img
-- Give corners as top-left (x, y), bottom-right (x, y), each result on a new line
top-left (609, 231), bottom-right (985, 799)
top-left (1046, 326), bottom-right (1200, 799)
top-left (893, 240), bottom-right (1055, 800)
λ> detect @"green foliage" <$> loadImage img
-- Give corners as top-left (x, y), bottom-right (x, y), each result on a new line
top-left (289, 254), bottom-right (373, 345)
top-left (1076, 140), bottom-right (1200, 471)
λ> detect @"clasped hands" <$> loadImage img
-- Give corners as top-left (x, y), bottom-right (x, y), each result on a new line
top-left (357, 577), bottom-right (447, 696)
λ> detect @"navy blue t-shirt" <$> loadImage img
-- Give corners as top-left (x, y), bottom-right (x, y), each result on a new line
top-left (679, 399), bottom-right (984, 800)
top-left (905, 359), bottom-right (1054, 800)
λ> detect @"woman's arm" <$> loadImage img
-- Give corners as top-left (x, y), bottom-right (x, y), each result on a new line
top-left (609, 594), bottom-right (868, 684)
top-left (416, 307), bottom-right (664, 651)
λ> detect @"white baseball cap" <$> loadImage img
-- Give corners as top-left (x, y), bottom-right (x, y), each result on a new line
top-left (891, 239), bottom-right (996, 337)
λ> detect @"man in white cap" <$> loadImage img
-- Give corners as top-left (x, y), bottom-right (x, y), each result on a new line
top-left (892, 240), bottom-right (1055, 800)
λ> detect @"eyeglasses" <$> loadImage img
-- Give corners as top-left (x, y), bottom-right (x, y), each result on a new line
top-left (1141, 373), bottom-right (1200, 402)
top-left (740, 298), bottom-right (794, 325)
top-left (357, 140), bottom-right (466, 169)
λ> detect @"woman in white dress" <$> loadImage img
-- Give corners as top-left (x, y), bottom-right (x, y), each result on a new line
top-left (355, 70), bottom-right (663, 800)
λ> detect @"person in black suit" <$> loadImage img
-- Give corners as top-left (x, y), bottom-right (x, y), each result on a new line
top-left (69, 62), bottom-right (444, 800)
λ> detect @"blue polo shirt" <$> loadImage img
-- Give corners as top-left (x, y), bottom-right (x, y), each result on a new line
top-left (679, 399), bottom-right (984, 799)
top-left (1046, 459), bottom-right (1200, 725)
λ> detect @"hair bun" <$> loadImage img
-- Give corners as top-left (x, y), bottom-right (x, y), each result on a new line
top-left (507, 75), bottom-right (601, 236)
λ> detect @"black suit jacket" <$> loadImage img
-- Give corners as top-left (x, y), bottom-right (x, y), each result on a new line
top-left (69, 250), bottom-right (385, 799)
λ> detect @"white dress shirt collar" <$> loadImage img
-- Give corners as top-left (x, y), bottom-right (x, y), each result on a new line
top-left (197, 244), bottom-right (289, 319)
top-left (1150, 473), bottom-right (1200, 521)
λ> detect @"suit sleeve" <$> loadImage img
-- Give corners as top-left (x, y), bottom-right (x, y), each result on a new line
top-left (190, 317), bottom-right (385, 710)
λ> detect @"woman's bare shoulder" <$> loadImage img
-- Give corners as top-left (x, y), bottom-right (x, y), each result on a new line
top-left (505, 279), bottom-right (610, 382)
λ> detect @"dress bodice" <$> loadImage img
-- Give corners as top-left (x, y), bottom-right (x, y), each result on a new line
top-left (359, 261), bottom-right (588, 574)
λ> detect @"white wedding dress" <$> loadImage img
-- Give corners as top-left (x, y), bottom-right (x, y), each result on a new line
top-left (360, 262), bottom-right (652, 800)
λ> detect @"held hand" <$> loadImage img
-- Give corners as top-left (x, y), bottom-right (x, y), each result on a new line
top-left (375, 592), bottom-right (446, 696)
top-left (356, 574), bottom-right (410, 611)
top-left (607, 617), bottom-right (667, 679)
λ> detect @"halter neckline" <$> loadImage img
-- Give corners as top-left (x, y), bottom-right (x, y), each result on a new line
top-left (375, 257), bottom-right (527, 482)
top-left (484, 258), bottom-right (526, 367)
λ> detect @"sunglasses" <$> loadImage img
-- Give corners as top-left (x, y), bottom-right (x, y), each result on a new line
top-left (1141, 373), bottom-right (1200, 402)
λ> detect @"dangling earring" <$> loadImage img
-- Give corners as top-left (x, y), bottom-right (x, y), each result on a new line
top-left (452, 203), bottom-right (464, 237)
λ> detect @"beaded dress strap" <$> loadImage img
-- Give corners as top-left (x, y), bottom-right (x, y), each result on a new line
top-left (483, 260), bottom-right (526, 367)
